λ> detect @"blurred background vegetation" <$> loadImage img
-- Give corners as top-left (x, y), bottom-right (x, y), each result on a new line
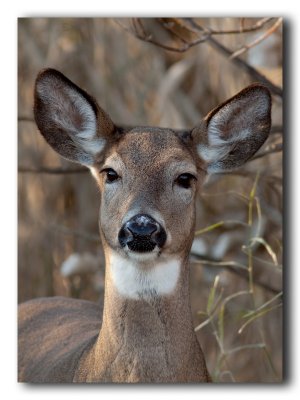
top-left (18, 17), bottom-right (282, 383)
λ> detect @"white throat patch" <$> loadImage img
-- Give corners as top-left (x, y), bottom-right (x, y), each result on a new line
top-left (109, 251), bottom-right (181, 300)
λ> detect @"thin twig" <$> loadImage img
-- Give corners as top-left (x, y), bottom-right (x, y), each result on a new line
top-left (270, 125), bottom-right (283, 135)
top-left (175, 17), bottom-right (275, 36)
top-left (195, 219), bottom-right (249, 236)
top-left (159, 20), bottom-right (190, 45)
top-left (183, 18), bottom-right (283, 98)
top-left (242, 291), bottom-right (283, 319)
top-left (115, 18), bottom-right (210, 53)
top-left (226, 343), bottom-right (266, 355)
top-left (229, 18), bottom-right (283, 59)
top-left (238, 303), bottom-right (282, 334)
top-left (118, 18), bottom-right (283, 98)
top-left (191, 253), bottom-right (280, 295)
top-left (208, 34), bottom-right (282, 97)
top-left (18, 166), bottom-right (88, 174)
top-left (250, 142), bottom-right (282, 161)
top-left (18, 116), bottom-right (35, 122)
top-left (191, 258), bottom-right (248, 271)
top-left (208, 18), bottom-right (274, 35)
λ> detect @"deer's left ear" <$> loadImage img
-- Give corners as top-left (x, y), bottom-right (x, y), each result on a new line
top-left (193, 84), bottom-right (271, 173)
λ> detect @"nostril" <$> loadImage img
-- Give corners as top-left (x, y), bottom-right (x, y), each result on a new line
top-left (118, 225), bottom-right (133, 244)
top-left (153, 229), bottom-right (167, 248)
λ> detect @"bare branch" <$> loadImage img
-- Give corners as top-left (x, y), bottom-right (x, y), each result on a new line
top-left (161, 17), bottom-right (275, 37)
top-left (183, 18), bottom-right (283, 98)
top-left (270, 125), bottom-right (283, 135)
top-left (159, 19), bottom-right (190, 45)
top-left (209, 38), bottom-right (282, 97)
top-left (115, 18), bottom-right (210, 53)
top-left (207, 17), bottom-right (275, 35)
top-left (250, 142), bottom-right (282, 161)
top-left (191, 253), bottom-right (281, 295)
top-left (18, 166), bottom-right (88, 174)
top-left (117, 18), bottom-right (283, 98)
top-left (229, 18), bottom-right (283, 59)
top-left (176, 17), bottom-right (276, 36)
top-left (18, 116), bottom-right (35, 122)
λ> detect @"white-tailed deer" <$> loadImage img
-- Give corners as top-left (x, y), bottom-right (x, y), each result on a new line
top-left (18, 69), bottom-right (271, 383)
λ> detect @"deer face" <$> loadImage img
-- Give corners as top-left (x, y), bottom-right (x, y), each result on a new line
top-left (34, 69), bottom-right (271, 269)
top-left (90, 128), bottom-right (206, 262)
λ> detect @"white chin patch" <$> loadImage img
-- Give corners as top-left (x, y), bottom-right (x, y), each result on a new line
top-left (125, 247), bottom-right (159, 262)
top-left (109, 250), bottom-right (181, 300)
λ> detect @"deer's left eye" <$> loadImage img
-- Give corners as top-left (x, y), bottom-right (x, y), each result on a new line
top-left (175, 173), bottom-right (197, 189)
top-left (101, 168), bottom-right (120, 184)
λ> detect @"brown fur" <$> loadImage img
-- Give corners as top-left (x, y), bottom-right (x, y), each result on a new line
top-left (18, 69), bottom-right (271, 383)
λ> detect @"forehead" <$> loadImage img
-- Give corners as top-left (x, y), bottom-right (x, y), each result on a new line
top-left (107, 128), bottom-right (196, 169)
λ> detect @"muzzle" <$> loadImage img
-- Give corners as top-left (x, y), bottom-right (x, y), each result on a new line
top-left (118, 214), bottom-right (167, 253)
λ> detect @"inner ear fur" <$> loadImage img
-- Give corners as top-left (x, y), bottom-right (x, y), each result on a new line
top-left (193, 84), bottom-right (272, 173)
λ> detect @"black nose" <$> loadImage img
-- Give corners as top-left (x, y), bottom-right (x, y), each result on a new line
top-left (118, 214), bottom-right (167, 253)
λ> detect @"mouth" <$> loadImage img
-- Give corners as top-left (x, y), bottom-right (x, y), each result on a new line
top-left (122, 239), bottom-right (160, 261)
top-left (119, 237), bottom-right (161, 262)
top-left (124, 246), bottom-right (160, 262)
top-left (126, 238), bottom-right (157, 253)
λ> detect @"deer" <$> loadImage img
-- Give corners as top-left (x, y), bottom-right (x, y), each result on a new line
top-left (18, 68), bottom-right (271, 383)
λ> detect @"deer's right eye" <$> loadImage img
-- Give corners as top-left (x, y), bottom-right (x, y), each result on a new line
top-left (101, 168), bottom-right (120, 184)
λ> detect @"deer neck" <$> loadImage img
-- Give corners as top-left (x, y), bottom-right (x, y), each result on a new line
top-left (76, 247), bottom-right (208, 382)
top-left (101, 248), bottom-right (195, 344)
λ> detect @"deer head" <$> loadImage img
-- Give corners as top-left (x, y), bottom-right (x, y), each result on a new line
top-left (34, 68), bottom-right (271, 300)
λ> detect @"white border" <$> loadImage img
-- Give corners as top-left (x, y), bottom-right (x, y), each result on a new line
top-left (3, 1), bottom-right (297, 398)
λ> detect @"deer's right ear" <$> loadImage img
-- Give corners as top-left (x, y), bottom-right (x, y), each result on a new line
top-left (34, 69), bottom-right (115, 165)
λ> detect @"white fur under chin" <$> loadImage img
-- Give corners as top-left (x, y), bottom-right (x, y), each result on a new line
top-left (109, 250), bottom-right (181, 300)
